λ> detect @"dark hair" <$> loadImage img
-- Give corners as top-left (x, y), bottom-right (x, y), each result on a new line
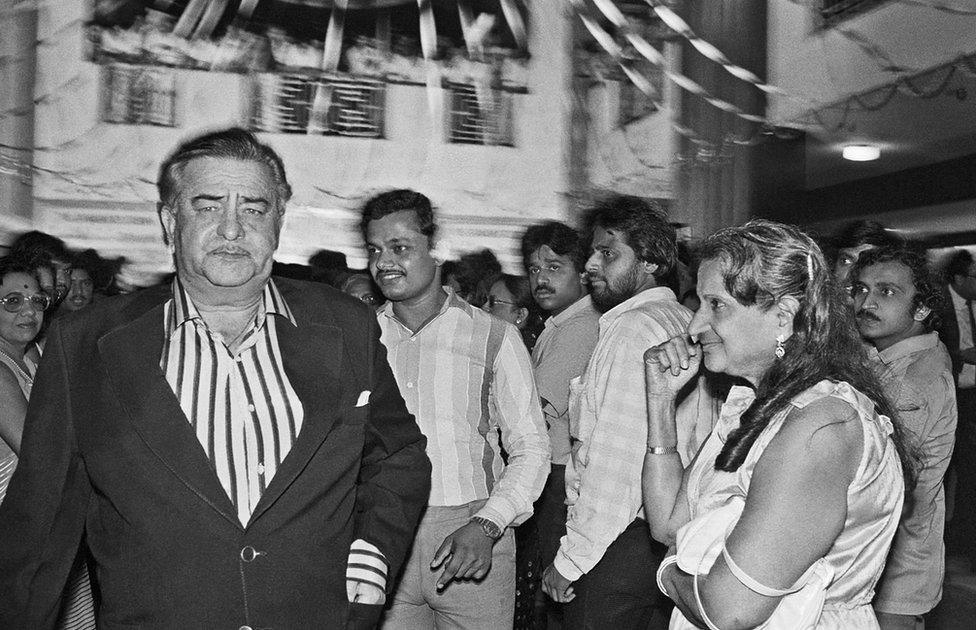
top-left (446, 249), bottom-right (502, 307)
top-left (521, 221), bottom-right (588, 273)
top-left (699, 220), bottom-right (916, 486)
top-left (157, 127), bottom-right (291, 208)
top-left (359, 189), bottom-right (436, 242)
top-left (833, 220), bottom-right (903, 251)
top-left (0, 255), bottom-right (37, 286)
top-left (583, 195), bottom-right (676, 279)
top-left (9, 231), bottom-right (70, 268)
top-left (489, 273), bottom-right (545, 349)
top-left (945, 249), bottom-right (974, 282)
top-left (851, 246), bottom-right (945, 332)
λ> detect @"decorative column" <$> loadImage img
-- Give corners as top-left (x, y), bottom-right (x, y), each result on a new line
top-left (0, 2), bottom-right (38, 224)
top-left (675, 0), bottom-right (766, 237)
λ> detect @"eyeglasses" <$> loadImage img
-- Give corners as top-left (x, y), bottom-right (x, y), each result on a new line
top-left (1, 292), bottom-right (51, 313)
top-left (486, 295), bottom-right (517, 309)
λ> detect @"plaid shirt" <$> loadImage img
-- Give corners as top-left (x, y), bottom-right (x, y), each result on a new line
top-left (555, 287), bottom-right (692, 581)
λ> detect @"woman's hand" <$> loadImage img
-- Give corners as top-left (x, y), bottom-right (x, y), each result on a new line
top-left (644, 335), bottom-right (702, 400)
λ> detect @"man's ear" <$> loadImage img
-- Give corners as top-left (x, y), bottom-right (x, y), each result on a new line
top-left (913, 305), bottom-right (932, 322)
top-left (642, 261), bottom-right (659, 276)
top-left (159, 204), bottom-right (177, 249)
top-left (515, 306), bottom-right (529, 327)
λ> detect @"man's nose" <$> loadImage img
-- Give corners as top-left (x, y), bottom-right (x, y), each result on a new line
top-left (584, 252), bottom-right (600, 273)
top-left (217, 207), bottom-right (244, 240)
top-left (374, 249), bottom-right (396, 268)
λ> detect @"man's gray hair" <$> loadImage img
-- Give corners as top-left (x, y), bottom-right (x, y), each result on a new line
top-left (157, 127), bottom-right (292, 209)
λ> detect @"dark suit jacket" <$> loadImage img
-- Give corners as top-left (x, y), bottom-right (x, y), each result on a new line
top-left (0, 278), bottom-right (431, 629)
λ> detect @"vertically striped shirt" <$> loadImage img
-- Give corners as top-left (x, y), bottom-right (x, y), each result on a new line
top-left (159, 279), bottom-right (389, 592)
top-left (377, 288), bottom-right (550, 530)
top-left (160, 279), bottom-right (303, 526)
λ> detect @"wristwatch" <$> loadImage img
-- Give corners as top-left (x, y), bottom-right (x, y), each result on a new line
top-left (469, 516), bottom-right (503, 540)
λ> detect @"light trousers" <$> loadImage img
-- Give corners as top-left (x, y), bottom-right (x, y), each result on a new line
top-left (381, 501), bottom-right (516, 630)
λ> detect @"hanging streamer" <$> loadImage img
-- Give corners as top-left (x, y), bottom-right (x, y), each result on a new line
top-left (308, 0), bottom-right (347, 134)
top-left (192, 0), bottom-right (230, 40)
top-left (458, 2), bottom-right (477, 56)
top-left (899, 0), bottom-right (976, 15)
top-left (585, 0), bottom-right (768, 126)
top-left (498, 0), bottom-right (528, 52)
top-left (417, 0), bottom-right (443, 129)
top-left (570, 1), bottom-right (710, 147)
top-left (642, 0), bottom-right (810, 106)
top-left (172, 0), bottom-right (209, 38)
top-left (236, 0), bottom-right (261, 21)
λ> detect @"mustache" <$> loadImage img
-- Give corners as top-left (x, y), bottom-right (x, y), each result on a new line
top-left (856, 311), bottom-right (880, 322)
top-left (211, 247), bottom-right (250, 255)
top-left (534, 287), bottom-right (554, 296)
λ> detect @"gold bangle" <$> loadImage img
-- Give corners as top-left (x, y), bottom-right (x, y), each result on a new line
top-left (646, 445), bottom-right (678, 455)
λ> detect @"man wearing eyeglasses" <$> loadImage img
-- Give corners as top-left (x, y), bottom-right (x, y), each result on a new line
top-left (361, 189), bottom-right (549, 629)
top-left (0, 128), bottom-right (431, 630)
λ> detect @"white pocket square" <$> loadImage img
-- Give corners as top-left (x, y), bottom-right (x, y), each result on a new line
top-left (356, 390), bottom-right (371, 407)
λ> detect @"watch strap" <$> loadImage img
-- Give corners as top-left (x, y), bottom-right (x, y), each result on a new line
top-left (469, 516), bottom-right (503, 539)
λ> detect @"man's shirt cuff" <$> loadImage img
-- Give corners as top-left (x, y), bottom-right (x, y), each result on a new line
top-left (552, 547), bottom-right (585, 582)
top-left (347, 539), bottom-right (388, 592)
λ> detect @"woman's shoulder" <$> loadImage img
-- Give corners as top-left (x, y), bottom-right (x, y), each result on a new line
top-left (745, 382), bottom-right (866, 472)
top-left (753, 391), bottom-right (864, 490)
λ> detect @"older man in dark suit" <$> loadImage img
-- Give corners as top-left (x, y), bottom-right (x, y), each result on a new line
top-left (0, 128), bottom-right (430, 629)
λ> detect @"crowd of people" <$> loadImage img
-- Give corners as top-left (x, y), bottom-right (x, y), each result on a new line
top-left (0, 127), bottom-right (972, 630)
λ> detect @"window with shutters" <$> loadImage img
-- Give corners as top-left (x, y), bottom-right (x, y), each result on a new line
top-left (249, 74), bottom-right (385, 138)
top-left (101, 64), bottom-right (177, 127)
top-left (446, 82), bottom-right (515, 147)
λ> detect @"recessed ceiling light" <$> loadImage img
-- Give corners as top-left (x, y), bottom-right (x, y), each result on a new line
top-left (842, 144), bottom-right (881, 161)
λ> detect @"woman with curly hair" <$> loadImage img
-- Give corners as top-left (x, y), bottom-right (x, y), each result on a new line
top-left (642, 220), bottom-right (914, 629)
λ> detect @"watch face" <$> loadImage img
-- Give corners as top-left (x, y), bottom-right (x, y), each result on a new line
top-left (472, 517), bottom-right (502, 539)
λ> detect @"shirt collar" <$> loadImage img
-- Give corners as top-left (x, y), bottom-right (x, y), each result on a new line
top-left (168, 277), bottom-right (297, 334)
top-left (379, 286), bottom-right (470, 327)
top-left (545, 294), bottom-right (595, 329)
top-left (870, 331), bottom-right (939, 366)
top-left (598, 286), bottom-right (677, 326)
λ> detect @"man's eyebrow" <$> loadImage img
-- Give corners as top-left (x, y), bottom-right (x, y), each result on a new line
top-left (191, 194), bottom-right (224, 202)
top-left (240, 196), bottom-right (270, 204)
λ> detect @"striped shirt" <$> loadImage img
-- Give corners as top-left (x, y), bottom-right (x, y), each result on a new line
top-left (377, 288), bottom-right (550, 529)
top-left (554, 287), bottom-right (693, 581)
top-left (160, 279), bottom-right (387, 592)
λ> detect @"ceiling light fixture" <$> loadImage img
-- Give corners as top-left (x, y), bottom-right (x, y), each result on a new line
top-left (842, 144), bottom-right (881, 162)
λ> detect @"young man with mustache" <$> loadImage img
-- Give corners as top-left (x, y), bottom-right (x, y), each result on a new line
top-left (851, 247), bottom-right (957, 630)
top-left (540, 196), bottom-right (693, 630)
top-left (362, 189), bottom-right (550, 629)
top-left (520, 221), bottom-right (601, 624)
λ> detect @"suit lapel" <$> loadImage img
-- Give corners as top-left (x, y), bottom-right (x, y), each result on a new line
top-left (97, 301), bottom-right (241, 529)
top-left (248, 315), bottom-right (345, 525)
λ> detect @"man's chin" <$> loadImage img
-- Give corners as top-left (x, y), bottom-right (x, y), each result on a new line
top-left (591, 289), bottom-right (624, 313)
top-left (201, 266), bottom-right (264, 289)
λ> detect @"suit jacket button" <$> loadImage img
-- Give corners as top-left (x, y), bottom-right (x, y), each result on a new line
top-left (240, 546), bottom-right (261, 562)
top-left (239, 626), bottom-right (252, 630)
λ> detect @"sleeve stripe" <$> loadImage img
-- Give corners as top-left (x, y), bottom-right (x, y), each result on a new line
top-left (347, 562), bottom-right (386, 577)
top-left (346, 567), bottom-right (387, 589)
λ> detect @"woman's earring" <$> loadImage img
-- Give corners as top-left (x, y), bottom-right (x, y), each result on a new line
top-left (775, 334), bottom-right (787, 359)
